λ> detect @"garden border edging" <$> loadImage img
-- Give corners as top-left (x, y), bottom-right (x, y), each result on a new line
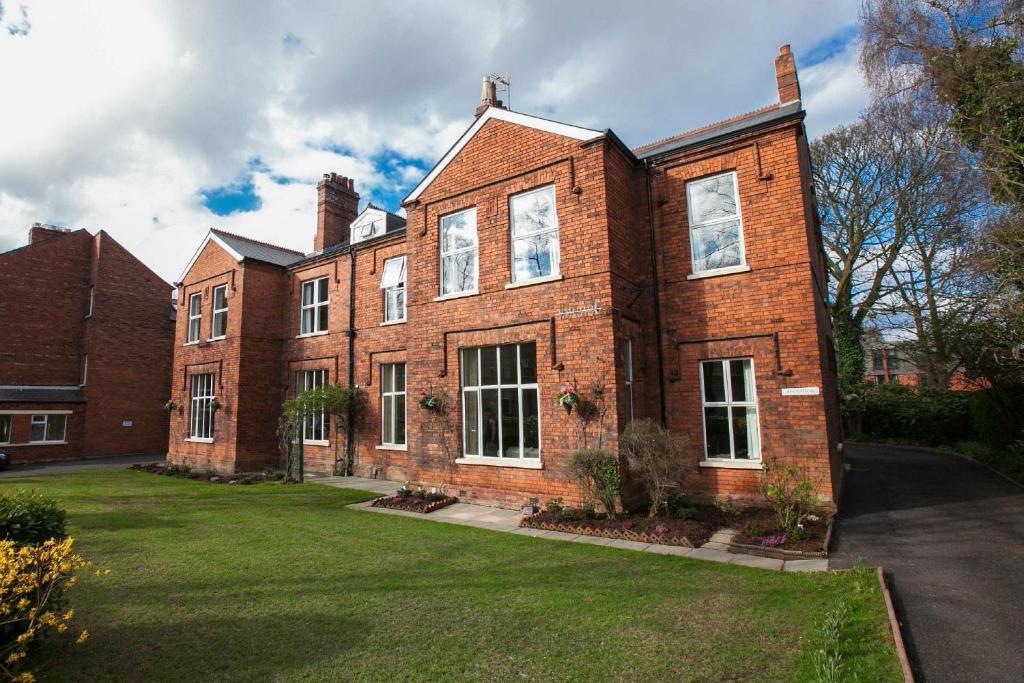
top-left (877, 566), bottom-right (915, 683)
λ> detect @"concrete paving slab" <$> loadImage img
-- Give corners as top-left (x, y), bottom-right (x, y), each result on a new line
top-left (730, 554), bottom-right (785, 571)
top-left (782, 559), bottom-right (829, 572)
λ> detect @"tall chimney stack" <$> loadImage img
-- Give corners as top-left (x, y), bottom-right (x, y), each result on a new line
top-left (474, 75), bottom-right (504, 117)
top-left (315, 173), bottom-right (359, 252)
top-left (774, 44), bottom-right (801, 104)
top-left (28, 222), bottom-right (70, 244)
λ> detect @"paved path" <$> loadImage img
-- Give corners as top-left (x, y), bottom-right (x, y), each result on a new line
top-left (315, 475), bottom-right (827, 572)
top-left (0, 453), bottom-right (164, 478)
top-left (831, 444), bottom-right (1024, 683)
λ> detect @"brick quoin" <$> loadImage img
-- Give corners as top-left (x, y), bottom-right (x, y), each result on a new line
top-left (0, 226), bottom-right (174, 463)
top-left (167, 45), bottom-right (843, 510)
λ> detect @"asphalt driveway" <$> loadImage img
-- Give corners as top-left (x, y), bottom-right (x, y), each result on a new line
top-left (0, 453), bottom-right (164, 478)
top-left (831, 444), bottom-right (1024, 682)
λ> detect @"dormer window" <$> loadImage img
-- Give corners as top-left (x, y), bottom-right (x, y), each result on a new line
top-left (350, 207), bottom-right (386, 245)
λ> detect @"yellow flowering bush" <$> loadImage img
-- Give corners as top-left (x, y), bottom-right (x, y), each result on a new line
top-left (0, 538), bottom-right (88, 682)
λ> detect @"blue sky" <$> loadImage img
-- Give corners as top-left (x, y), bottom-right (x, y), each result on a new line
top-left (0, 1), bottom-right (869, 281)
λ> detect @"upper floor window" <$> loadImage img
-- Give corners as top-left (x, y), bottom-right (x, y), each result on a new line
top-left (686, 171), bottom-right (745, 274)
top-left (700, 358), bottom-right (759, 461)
top-left (380, 363), bottom-right (406, 447)
top-left (380, 256), bottom-right (407, 323)
top-left (30, 414), bottom-right (67, 444)
top-left (189, 373), bottom-right (215, 441)
top-left (440, 208), bottom-right (478, 296)
top-left (296, 369), bottom-right (327, 443)
top-left (300, 277), bottom-right (329, 335)
top-left (510, 185), bottom-right (560, 283)
top-left (187, 293), bottom-right (202, 343)
top-left (350, 211), bottom-right (385, 244)
top-left (211, 285), bottom-right (228, 339)
top-left (0, 415), bottom-right (11, 444)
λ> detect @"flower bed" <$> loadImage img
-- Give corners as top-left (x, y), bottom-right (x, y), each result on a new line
top-left (728, 508), bottom-right (833, 559)
top-left (130, 463), bottom-right (283, 485)
top-left (371, 493), bottom-right (458, 513)
top-left (520, 508), bottom-right (731, 548)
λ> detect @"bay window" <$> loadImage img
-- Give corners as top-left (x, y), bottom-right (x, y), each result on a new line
top-left (461, 343), bottom-right (540, 460)
top-left (700, 358), bottom-right (760, 460)
top-left (30, 414), bottom-right (67, 443)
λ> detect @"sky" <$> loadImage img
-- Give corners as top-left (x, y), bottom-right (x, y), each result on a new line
top-left (0, 0), bottom-right (870, 283)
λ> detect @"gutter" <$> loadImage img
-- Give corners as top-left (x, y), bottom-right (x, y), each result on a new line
top-left (345, 248), bottom-right (357, 475)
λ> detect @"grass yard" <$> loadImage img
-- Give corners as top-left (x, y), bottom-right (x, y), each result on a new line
top-left (4, 470), bottom-right (901, 682)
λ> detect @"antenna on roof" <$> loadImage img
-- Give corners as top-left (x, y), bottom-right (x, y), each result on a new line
top-left (489, 73), bottom-right (510, 110)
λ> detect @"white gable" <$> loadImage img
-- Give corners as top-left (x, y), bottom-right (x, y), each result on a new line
top-left (350, 207), bottom-right (387, 245)
top-left (176, 231), bottom-right (243, 285)
top-left (403, 108), bottom-right (603, 205)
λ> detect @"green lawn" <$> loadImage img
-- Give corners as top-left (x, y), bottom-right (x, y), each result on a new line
top-left (4, 470), bottom-right (901, 682)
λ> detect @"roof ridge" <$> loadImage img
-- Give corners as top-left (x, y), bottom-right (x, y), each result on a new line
top-left (210, 228), bottom-right (305, 255)
top-left (633, 102), bottom-right (781, 153)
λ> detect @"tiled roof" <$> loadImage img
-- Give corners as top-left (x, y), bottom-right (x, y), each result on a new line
top-left (633, 101), bottom-right (803, 159)
top-left (209, 229), bottom-right (305, 267)
top-left (0, 386), bottom-right (86, 403)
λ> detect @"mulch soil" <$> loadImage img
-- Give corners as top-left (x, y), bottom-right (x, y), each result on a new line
top-left (130, 463), bottom-right (283, 485)
top-left (521, 506), bottom-right (736, 547)
top-left (371, 494), bottom-right (459, 513)
top-left (731, 507), bottom-right (831, 553)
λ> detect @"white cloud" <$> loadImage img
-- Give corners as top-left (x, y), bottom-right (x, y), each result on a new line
top-left (0, 0), bottom-right (869, 282)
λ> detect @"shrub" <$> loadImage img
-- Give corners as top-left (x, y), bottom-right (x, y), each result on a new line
top-left (1, 538), bottom-right (90, 682)
top-left (855, 384), bottom-right (971, 445)
top-left (618, 419), bottom-right (690, 517)
top-left (0, 491), bottom-right (67, 547)
top-left (665, 493), bottom-right (696, 521)
top-left (569, 449), bottom-right (620, 520)
top-left (760, 462), bottom-right (818, 535)
top-left (713, 496), bottom-right (741, 517)
top-left (544, 497), bottom-right (564, 515)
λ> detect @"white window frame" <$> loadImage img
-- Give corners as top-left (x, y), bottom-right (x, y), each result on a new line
top-left (623, 338), bottom-right (634, 422)
top-left (0, 414), bottom-right (11, 444)
top-left (30, 414), bottom-right (67, 444)
top-left (188, 373), bottom-right (216, 442)
top-left (509, 185), bottom-right (560, 284)
top-left (210, 284), bottom-right (228, 340)
top-left (350, 211), bottom-right (385, 244)
top-left (698, 358), bottom-right (761, 462)
top-left (459, 343), bottom-right (541, 464)
top-left (380, 363), bottom-right (407, 448)
top-left (300, 277), bottom-right (330, 336)
top-left (381, 256), bottom-right (407, 324)
top-left (187, 293), bottom-right (202, 343)
top-left (297, 369), bottom-right (328, 445)
top-left (439, 208), bottom-right (478, 297)
top-left (685, 171), bottom-right (747, 276)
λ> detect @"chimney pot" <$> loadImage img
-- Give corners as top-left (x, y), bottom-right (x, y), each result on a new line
top-left (774, 44), bottom-right (801, 104)
top-left (474, 75), bottom-right (505, 117)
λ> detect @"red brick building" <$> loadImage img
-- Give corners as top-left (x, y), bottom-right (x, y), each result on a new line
top-left (0, 224), bottom-right (174, 462)
top-left (168, 46), bottom-right (843, 507)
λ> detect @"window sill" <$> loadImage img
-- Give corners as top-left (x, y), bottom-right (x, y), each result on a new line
top-left (699, 459), bottom-right (763, 470)
top-left (433, 289), bottom-right (479, 302)
top-left (377, 444), bottom-right (407, 451)
top-left (296, 331), bottom-right (329, 339)
top-left (379, 319), bottom-right (406, 327)
top-left (184, 437), bottom-right (214, 444)
top-left (183, 340), bottom-right (201, 347)
top-left (207, 336), bottom-right (226, 342)
top-left (687, 264), bottom-right (751, 280)
top-left (302, 440), bottom-right (330, 447)
top-left (504, 273), bottom-right (563, 289)
top-left (456, 457), bottom-right (543, 470)
top-left (20, 441), bottom-right (68, 447)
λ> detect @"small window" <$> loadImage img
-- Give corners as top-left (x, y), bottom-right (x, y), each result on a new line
top-left (296, 369), bottom-right (327, 443)
top-left (30, 414), bottom-right (67, 443)
top-left (623, 338), bottom-right (634, 422)
top-left (440, 208), bottom-right (478, 296)
top-left (350, 213), bottom-right (385, 244)
top-left (510, 185), bottom-right (560, 282)
top-left (700, 358), bottom-right (759, 460)
top-left (0, 415), bottom-right (11, 444)
top-left (871, 349), bottom-right (884, 373)
top-left (460, 343), bottom-right (540, 460)
top-left (686, 171), bottom-right (745, 274)
top-left (187, 293), bottom-right (202, 343)
top-left (380, 256), bottom-right (407, 323)
top-left (189, 373), bottom-right (215, 440)
top-left (87, 286), bottom-right (95, 317)
top-left (211, 285), bottom-right (228, 339)
top-left (381, 363), bottom-right (406, 447)
top-left (300, 277), bottom-right (329, 335)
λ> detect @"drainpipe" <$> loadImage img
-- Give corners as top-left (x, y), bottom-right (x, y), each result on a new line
top-left (345, 248), bottom-right (357, 475)
top-left (645, 159), bottom-right (668, 426)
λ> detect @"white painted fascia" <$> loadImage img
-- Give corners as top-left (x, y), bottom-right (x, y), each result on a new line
top-left (176, 231), bottom-right (244, 285)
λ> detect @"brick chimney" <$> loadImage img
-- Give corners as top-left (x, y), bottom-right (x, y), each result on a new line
top-left (774, 44), bottom-right (801, 104)
top-left (474, 76), bottom-right (504, 117)
top-left (315, 173), bottom-right (359, 252)
top-left (28, 222), bottom-right (71, 244)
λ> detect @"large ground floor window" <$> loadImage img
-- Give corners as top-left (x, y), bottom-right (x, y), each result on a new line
top-left (29, 414), bottom-right (68, 443)
top-left (189, 373), bottom-right (216, 440)
top-left (381, 363), bottom-right (406, 447)
top-left (296, 369), bottom-right (327, 443)
top-left (461, 342), bottom-right (540, 459)
top-left (700, 358), bottom-right (760, 460)
top-left (0, 415), bottom-right (10, 444)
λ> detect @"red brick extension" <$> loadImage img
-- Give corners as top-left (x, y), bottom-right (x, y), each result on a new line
top-left (0, 226), bottom-right (174, 462)
top-left (168, 46), bottom-right (843, 509)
